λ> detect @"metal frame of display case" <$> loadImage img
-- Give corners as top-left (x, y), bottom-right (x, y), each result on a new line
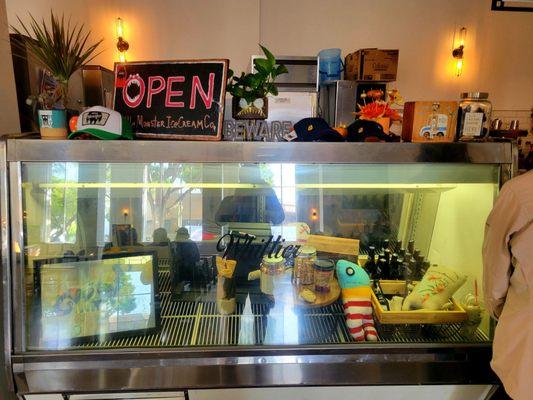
top-left (1, 139), bottom-right (516, 398)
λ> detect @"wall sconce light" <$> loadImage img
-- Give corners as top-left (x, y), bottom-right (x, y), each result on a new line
top-left (115, 17), bottom-right (129, 62)
top-left (122, 208), bottom-right (129, 222)
top-left (310, 208), bottom-right (319, 221)
top-left (452, 27), bottom-right (467, 77)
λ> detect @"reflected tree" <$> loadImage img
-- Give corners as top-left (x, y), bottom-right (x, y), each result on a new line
top-left (145, 163), bottom-right (200, 234)
top-left (48, 163), bottom-right (78, 242)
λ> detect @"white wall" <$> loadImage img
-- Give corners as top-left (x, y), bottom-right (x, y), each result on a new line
top-left (5, 0), bottom-right (533, 111)
top-left (260, 0), bottom-right (533, 110)
top-left (5, 0), bottom-right (261, 75)
top-left (0, 0), bottom-right (20, 134)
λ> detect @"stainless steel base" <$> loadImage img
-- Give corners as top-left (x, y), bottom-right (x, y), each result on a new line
top-left (13, 344), bottom-right (497, 394)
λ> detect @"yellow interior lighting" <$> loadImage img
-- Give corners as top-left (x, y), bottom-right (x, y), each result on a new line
top-left (32, 182), bottom-right (463, 190)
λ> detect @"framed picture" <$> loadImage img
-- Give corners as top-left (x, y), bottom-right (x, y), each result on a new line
top-left (491, 0), bottom-right (533, 12)
top-left (32, 251), bottom-right (160, 349)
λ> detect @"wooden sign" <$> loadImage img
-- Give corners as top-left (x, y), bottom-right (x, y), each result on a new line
top-left (113, 59), bottom-right (228, 140)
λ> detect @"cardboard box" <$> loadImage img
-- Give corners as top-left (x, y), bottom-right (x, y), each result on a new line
top-left (402, 101), bottom-right (459, 142)
top-left (345, 49), bottom-right (399, 81)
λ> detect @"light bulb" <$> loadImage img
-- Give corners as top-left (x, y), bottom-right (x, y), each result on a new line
top-left (116, 17), bottom-right (124, 39)
top-left (119, 52), bottom-right (126, 63)
top-left (455, 58), bottom-right (463, 77)
top-left (458, 27), bottom-right (467, 48)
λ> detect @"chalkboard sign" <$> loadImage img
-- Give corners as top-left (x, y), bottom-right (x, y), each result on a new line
top-left (113, 59), bottom-right (228, 140)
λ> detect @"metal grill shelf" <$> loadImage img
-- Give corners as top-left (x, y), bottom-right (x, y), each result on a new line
top-left (76, 270), bottom-right (489, 349)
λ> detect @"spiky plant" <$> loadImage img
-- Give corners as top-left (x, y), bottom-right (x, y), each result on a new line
top-left (11, 11), bottom-right (103, 109)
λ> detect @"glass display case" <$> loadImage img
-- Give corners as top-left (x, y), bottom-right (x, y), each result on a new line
top-left (1, 139), bottom-right (514, 395)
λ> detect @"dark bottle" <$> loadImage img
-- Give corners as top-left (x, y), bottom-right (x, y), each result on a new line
top-left (378, 257), bottom-right (389, 279)
top-left (420, 261), bottom-right (431, 278)
top-left (399, 247), bottom-right (406, 258)
top-left (396, 240), bottom-right (403, 252)
top-left (413, 249), bottom-right (421, 259)
top-left (408, 258), bottom-right (417, 278)
top-left (407, 240), bottom-right (415, 254)
top-left (413, 252), bottom-right (424, 279)
top-left (383, 239), bottom-right (390, 251)
top-left (374, 281), bottom-right (389, 310)
top-left (366, 246), bottom-right (377, 278)
top-left (401, 261), bottom-right (412, 281)
top-left (384, 248), bottom-right (391, 263)
top-left (390, 253), bottom-right (399, 280)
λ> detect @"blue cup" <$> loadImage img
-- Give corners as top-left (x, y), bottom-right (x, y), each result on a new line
top-left (38, 109), bottom-right (67, 139)
top-left (318, 48), bottom-right (343, 83)
top-left (38, 109), bottom-right (67, 129)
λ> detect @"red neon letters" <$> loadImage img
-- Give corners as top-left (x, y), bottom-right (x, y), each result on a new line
top-left (146, 76), bottom-right (165, 108)
top-left (123, 73), bottom-right (216, 109)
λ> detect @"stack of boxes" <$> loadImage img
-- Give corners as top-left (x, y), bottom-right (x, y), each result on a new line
top-left (318, 49), bottom-right (399, 129)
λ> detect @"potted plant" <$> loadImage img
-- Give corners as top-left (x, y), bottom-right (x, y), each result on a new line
top-left (12, 12), bottom-right (103, 139)
top-left (354, 89), bottom-right (403, 133)
top-left (226, 45), bottom-right (288, 120)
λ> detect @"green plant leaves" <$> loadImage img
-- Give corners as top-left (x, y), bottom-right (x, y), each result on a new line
top-left (224, 45), bottom-right (288, 101)
top-left (11, 11), bottom-right (103, 107)
top-left (276, 64), bottom-right (288, 75)
top-left (260, 45), bottom-right (276, 68)
top-left (254, 58), bottom-right (270, 74)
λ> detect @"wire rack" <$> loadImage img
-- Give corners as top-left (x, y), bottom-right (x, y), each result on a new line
top-left (76, 270), bottom-right (489, 349)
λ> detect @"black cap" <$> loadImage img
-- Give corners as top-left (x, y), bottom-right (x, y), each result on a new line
top-left (293, 118), bottom-right (344, 142)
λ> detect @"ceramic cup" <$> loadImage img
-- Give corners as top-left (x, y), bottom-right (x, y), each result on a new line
top-left (38, 109), bottom-right (68, 140)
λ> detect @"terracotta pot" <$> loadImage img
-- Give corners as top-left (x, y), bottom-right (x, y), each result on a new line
top-left (38, 109), bottom-right (68, 140)
top-left (232, 96), bottom-right (268, 120)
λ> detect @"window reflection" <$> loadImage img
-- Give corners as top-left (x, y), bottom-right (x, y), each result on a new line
top-left (21, 162), bottom-right (498, 350)
top-left (43, 163), bottom-right (79, 244)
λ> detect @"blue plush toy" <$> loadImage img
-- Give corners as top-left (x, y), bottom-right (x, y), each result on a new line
top-left (336, 260), bottom-right (378, 341)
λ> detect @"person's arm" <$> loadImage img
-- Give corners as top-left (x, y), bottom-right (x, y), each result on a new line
top-left (482, 184), bottom-right (524, 319)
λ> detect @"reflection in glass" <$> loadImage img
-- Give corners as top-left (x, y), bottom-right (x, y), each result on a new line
top-left (20, 161), bottom-right (499, 350)
top-left (33, 253), bottom-right (158, 349)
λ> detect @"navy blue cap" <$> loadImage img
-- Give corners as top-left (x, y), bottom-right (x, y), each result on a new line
top-left (293, 118), bottom-right (344, 142)
top-left (346, 119), bottom-right (397, 142)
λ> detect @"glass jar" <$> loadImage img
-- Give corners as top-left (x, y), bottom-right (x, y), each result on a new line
top-left (260, 255), bottom-right (285, 295)
top-left (293, 246), bottom-right (316, 286)
top-left (313, 259), bottom-right (335, 292)
top-left (457, 92), bottom-right (492, 141)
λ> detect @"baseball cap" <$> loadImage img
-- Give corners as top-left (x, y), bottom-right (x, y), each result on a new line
top-left (346, 119), bottom-right (395, 142)
top-left (69, 106), bottom-right (133, 140)
top-left (292, 118), bottom-right (344, 142)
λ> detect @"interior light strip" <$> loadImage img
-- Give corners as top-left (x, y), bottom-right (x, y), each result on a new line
top-left (34, 183), bottom-right (271, 189)
top-left (31, 182), bottom-right (463, 190)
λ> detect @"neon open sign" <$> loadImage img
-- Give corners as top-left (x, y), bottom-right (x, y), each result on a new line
top-left (114, 60), bottom-right (228, 140)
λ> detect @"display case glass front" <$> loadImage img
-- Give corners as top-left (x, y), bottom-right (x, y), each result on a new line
top-left (19, 161), bottom-right (499, 350)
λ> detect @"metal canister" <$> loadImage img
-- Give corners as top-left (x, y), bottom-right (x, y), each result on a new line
top-left (293, 246), bottom-right (317, 286)
top-left (260, 255), bottom-right (285, 295)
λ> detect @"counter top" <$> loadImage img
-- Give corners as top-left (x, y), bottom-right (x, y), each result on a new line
top-left (4, 139), bottom-right (514, 164)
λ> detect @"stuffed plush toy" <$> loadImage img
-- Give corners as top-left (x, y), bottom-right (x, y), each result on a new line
top-left (402, 265), bottom-right (466, 311)
top-left (336, 260), bottom-right (378, 342)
